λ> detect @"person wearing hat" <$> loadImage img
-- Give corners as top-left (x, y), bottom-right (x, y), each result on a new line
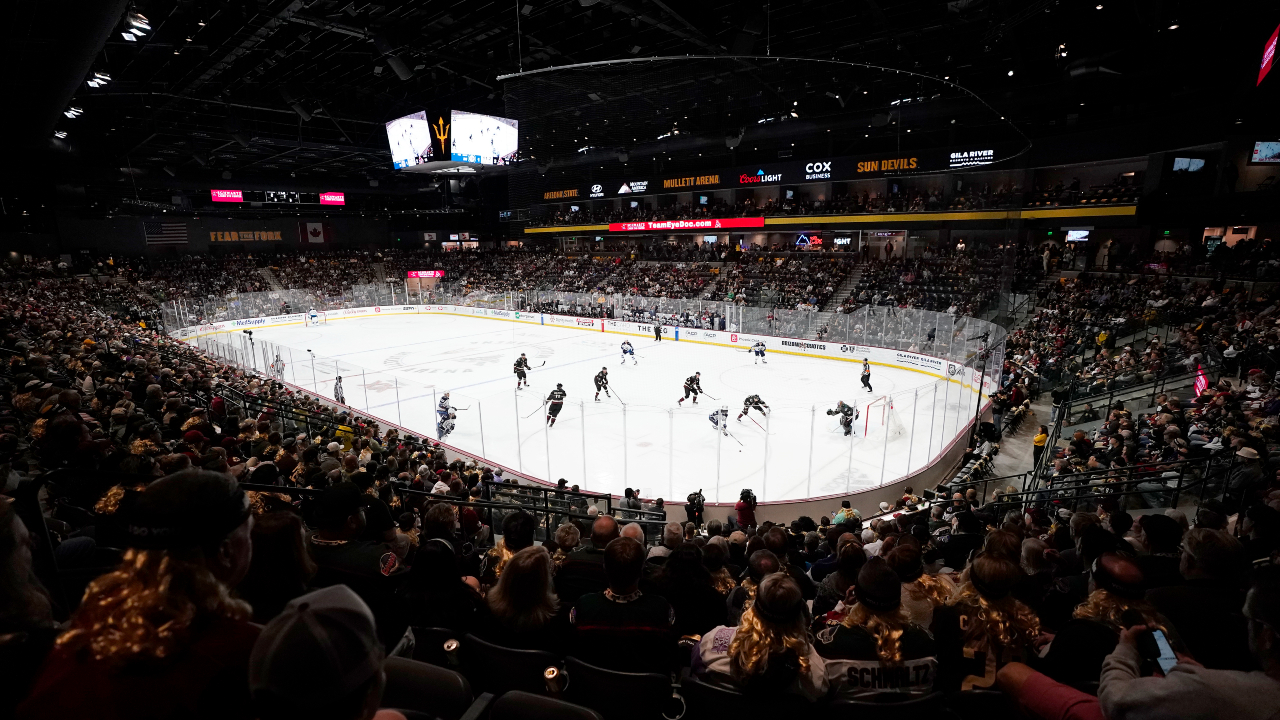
top-left (17, 471), bottom-right (258, 720)
top-left (1040, 553), bottom-right (1180, 688)
top-left (308, 482), bottom-right (405, 603)
top-left (813, 557), bottom-right (937, 697)
top-left (1228, 447), bottom-right (1267, 500)
top-left (694, 572), bottom-right (828, 700)
top-left (249, 585), bottom-right (400, 720)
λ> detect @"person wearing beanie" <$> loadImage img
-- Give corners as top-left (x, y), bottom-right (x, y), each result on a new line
top-left (813, 557), bottom-right (938, 697)
top-left (1039, 553), bottom-right (1182, 688)
top-left (18, 471), bottom-right (259, 720)
top-left (249, 585), bottom-right (403, 720)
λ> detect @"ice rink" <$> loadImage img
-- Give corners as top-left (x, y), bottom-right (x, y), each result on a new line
top-left (234, 313), bottom-right (978, 503)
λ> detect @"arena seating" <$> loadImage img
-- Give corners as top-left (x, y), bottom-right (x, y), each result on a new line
top-left (4, 242), bottom-right (1280, 720)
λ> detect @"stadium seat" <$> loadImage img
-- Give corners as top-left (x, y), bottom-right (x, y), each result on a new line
top-left (458, 633), bottom-right (560, 696)
top-left (678, 675), bottom-right (808, 715)
top-left (827, 690), bottom-right (953, 718)
top-left (382, 657), bottom-right (474, 720)
top-left (488, 691), bottom-right (603, 720)
top-left (411, 626), bottom-right (463, 668)
top-left (562, 656), bottom-right (676, 720)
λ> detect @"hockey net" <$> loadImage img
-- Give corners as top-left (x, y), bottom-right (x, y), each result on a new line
top-left (304, 312), bottom-right (327, 326)
top-left (865, 396), bottom-right (908, 438)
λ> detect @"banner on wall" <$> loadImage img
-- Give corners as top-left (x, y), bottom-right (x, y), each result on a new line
top-left (304, 222), bottom-right (325, 243)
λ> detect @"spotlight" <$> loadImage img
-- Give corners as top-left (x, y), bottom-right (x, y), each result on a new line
top-left (1167, 23), bottom-right (1179, 29)
top-left (1095, 3), bottom-right (1103, 8)
top-left (1007, 70), bottom-right (1014, 76)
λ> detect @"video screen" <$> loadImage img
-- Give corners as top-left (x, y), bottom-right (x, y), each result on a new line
top-left (450, 110), bottom-right (519, 165)
top-left (1172, 157), bottom-right (1205, 172)
top-left (386, 111), bottom-right (434, 169)
top-left (1065, 230), bottom-right (1090, 242)
top-left (1251, 141), bottom-right (1280, 163)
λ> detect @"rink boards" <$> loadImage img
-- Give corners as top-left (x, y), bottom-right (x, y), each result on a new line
top-left (174, 303), bottom-right (994, 397)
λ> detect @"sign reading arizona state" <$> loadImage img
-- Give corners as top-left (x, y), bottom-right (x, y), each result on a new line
top-left (543, 189), bottom-right (580, 200)
top-left (662, 174), bottom-right (720, 189)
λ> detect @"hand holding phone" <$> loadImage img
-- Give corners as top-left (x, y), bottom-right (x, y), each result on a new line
top-left (1121, 609), bottom-right (1178, 675)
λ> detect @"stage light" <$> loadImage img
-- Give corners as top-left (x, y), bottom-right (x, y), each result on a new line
top-left (127, 11), bottom-right (150, 30)
top-left (1007, 70), bottom-right (1014, 76)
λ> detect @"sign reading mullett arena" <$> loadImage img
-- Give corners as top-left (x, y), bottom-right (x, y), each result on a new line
top-left (608, 218), bottom-right (765, 232)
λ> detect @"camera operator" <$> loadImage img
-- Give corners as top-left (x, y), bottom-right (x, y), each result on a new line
top-left (736, 488), bottom-right (758, 532)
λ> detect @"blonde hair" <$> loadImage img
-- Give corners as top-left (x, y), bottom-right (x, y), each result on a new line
top-left (710, 568), bottom-right (737, 595)
top-left (911, 572), bottom-right (953, 607)
top-left (56, 547), bottom-right (251, 664)
top-left (949, 581), bottom-right (1040, 649)
top-left (842, 602), bottom-right (909, 664)
top-left (487, 538), bottom-right (516, 581)
top-left (1073, 589), bottom-right (1162, 631)
top-left (727, 575), bottom-right (811, 681)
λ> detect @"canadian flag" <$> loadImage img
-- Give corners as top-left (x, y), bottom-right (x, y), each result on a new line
top-left (305, 222), bottom-right (324, 243)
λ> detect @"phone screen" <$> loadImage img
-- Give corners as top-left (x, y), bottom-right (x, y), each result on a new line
top-left (1151, 629), bottom-right (1177, 675)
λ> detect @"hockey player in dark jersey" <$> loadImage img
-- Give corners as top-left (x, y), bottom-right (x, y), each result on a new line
top-left (826, 400), bottom-right (859, 437)
top-left (593, 367), bottom-right (611, 401)
top-left (513, 353), bottom-right (531, 389)
top-left (737, 394), bottom-right (770, 421)
top-left (676, 372), bottom-right (702, 405)
top-left (709, 407), bottom-right (729, 436)
top-left (546, 383), bottom-right (567, 426)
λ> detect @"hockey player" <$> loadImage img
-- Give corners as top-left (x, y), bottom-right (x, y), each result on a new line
top-left (546, 383), bottom-right (567, 426)
top-left (593, 367), bottom-right (611, 401)
top-left (709, 407), bottom-right (729, 436)
top-left (676, 372), bottom-right (703, 405)
top-left (752, 340), bottom-right (767, 364)
top-left (437, 411), bottom-right (456, 438)
top-left (620, 340), bottom-right (636, 364)
top-left (737, 394), bottom-right (770, 421)
top-left (309, 307), bottom-right (318, 324)
top-left (514, 353), bottom-right (531, 389)
top-left (334, 375), bottom-right (345, 404)
top-left (826, 400), bottom-right (859, 436)
top-left (861, 358), bottom-right (873, 392)
top-left (438, 392), bottom-right (453, 421)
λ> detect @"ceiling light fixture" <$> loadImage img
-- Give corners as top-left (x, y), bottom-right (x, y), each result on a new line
top-left (1095, 3), bottom-right (1102, 8)
top-left (121, 32), bottom-right (136, 41)
top-left (1007, 70), bottom-right (1014, 76)
top-left (54, 131), bottom-right (67, 139)
top-left (1167, 23), bottom-right (1179, 29)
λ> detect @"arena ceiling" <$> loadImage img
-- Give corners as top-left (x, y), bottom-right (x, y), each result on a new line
top-left (9, 0), bottom-right (1272, 187)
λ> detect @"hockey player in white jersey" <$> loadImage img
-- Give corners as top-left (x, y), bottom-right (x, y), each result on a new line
top-left (620, 340), bottom-right (636, 364)
top-left (438, 392), bottom-right (453, 421)
top-left (752, 341), bottom-right (767, 364)
top-left (708, 407), bottom-right (730, 436)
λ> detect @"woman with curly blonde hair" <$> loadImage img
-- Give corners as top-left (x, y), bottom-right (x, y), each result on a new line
top-left (694, 573), bottom-right (828, 700)
top-left (814, 557), bottom-right (938, 697)
top-left (884, 538), bottom-right (954, 629)
top-left (931, 553), bottom-right (1041, 691)
top-left (17, 471), bottom-right (259, 720)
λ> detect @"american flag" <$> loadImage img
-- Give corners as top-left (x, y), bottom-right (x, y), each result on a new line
top-left (143, 221), bottom-right (188, 245)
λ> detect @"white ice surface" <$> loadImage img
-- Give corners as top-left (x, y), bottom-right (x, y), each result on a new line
top-left (245, 314), bottom-right (977, 503)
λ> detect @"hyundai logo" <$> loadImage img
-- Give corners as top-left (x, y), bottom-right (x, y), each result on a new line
top-left (591, 184), bottom-right (602, 193)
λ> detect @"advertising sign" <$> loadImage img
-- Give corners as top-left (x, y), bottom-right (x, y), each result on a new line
top-left (211, 189), bottom-right (244, 202)
top-left (607, 217), bottom-right (764, 232)
top-left (319, 192), bottom-right (345, 205)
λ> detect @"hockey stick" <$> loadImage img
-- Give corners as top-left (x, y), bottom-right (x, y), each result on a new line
top-left (539, 361), bottom-right (546, 367)
top-left (523, 401), bottom-right (547, 419)
top-left (701, 391), bottom-right (718, 400)
top-left (453, 406), bottom-right (471, 411)
top-left (747, 415), bottom-right (767, 432)
top-left (723, 429), bottom-right (743, 446)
